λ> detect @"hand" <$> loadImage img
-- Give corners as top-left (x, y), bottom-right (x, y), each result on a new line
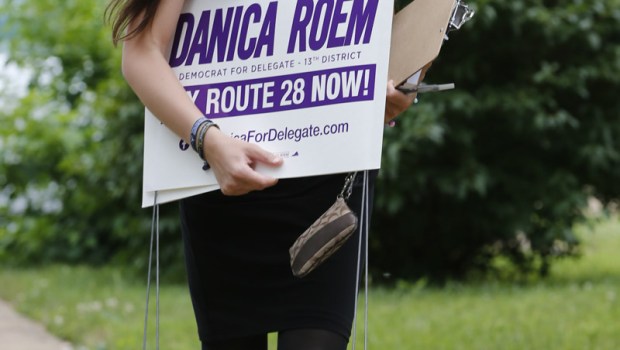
top-left (384, 62), bottom-right (433, 124)
top-left (384, 79), bottom-right (416, 124)
top-left (202, 128), bottom-right (283, 196)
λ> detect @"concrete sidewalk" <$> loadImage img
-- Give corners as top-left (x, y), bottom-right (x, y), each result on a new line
top-left (0, 299), bottom-right (72, 350)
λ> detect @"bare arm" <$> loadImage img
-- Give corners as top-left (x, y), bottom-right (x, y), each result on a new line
top-left (122, 1), bottom-right (196, 141)
top-left (121, 0), bottom-right (282, 195)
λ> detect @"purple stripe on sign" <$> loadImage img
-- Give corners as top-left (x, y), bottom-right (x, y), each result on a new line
top-left (187, 64), bottom-right (376, 119)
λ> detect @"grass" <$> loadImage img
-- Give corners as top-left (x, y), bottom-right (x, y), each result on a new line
top-left (0, 266), bottom-right (200, 349)
top-left (1, 218), bottom-right (619, 349)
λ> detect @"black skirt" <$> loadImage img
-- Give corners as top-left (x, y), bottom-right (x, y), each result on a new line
top-left (179, 171), bottom-right (375, 342)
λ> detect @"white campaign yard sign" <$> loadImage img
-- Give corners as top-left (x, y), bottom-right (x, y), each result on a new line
top-left (143, 0), bottom-right (393, 206)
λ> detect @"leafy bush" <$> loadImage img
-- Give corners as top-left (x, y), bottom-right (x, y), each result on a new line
top-left (0, 1), bottom-right (182, 277)
top-left (373, 0), bottom-right (620, 280)
top-left (1, 0), bottom-right (619, 282)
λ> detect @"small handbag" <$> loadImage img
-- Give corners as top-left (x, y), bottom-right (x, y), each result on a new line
top-left (289, 173), bottom-right (358, 277)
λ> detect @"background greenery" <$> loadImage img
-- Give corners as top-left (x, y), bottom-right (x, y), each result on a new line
top-left (1, 218), bottom-right (618, 349)
top-left (380, 0), bottom-right (620, 280)
top-left (1, 0), bottom-right (619, 281)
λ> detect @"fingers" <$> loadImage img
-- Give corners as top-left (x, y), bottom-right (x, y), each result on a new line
top-left (387, 80), bottom-right (415, 105)
top-left (246, 145), bottom-right (283, 167)
top-left (218, 163), bottom-right (279, 196)
top-left (386, 79), bottom-right (398, 94)
top-left (220, 144), bottom-right (282, 195)
top-left (204, 131), bottom-right (283, 196)
top-left (385, 80), bottom-right (415, 123)
top-left (384, 61), bottom-right (433, 123)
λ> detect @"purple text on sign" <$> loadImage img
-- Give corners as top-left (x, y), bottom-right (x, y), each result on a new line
top-left (188, 64), bottom-right (376, 119)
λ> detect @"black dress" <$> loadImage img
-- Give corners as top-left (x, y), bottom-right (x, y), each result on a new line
top-left (179, 171), bottom-right (375, 342)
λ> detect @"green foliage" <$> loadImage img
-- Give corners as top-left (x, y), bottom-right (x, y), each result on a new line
top-left (375, 0), bottom-right (620, 280)
top-left (1, 0), bottom-right (619, 282)
top-left (0, 0), bottom-right (181, 275)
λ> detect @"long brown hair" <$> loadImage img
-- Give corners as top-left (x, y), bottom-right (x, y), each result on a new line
top-left (105, 0), bottom-right (161, 45)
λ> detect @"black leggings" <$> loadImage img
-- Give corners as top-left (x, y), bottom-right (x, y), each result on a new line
top-left (202, 328), bottom-right (349, 350)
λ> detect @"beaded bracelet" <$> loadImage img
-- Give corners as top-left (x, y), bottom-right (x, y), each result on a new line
top-left (189, 117), bottom-right (219, 170)
top-left (196, 119), bottom-right (219, 161)
top-left (190, 117), bottom-right (207, 153)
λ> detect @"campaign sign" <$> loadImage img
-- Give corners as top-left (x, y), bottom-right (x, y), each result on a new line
top-left (143, 0), bottom-right (393, 206)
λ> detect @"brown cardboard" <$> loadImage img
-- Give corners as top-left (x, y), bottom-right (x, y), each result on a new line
top-left (388, 0), bottom-right (457, 85)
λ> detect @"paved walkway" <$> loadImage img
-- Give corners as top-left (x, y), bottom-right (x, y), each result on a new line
top-left (0, 299), bottom-right (72, 350)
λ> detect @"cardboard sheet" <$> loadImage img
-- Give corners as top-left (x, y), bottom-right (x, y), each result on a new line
top-left (388, 0), bottom-right (457, 85)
